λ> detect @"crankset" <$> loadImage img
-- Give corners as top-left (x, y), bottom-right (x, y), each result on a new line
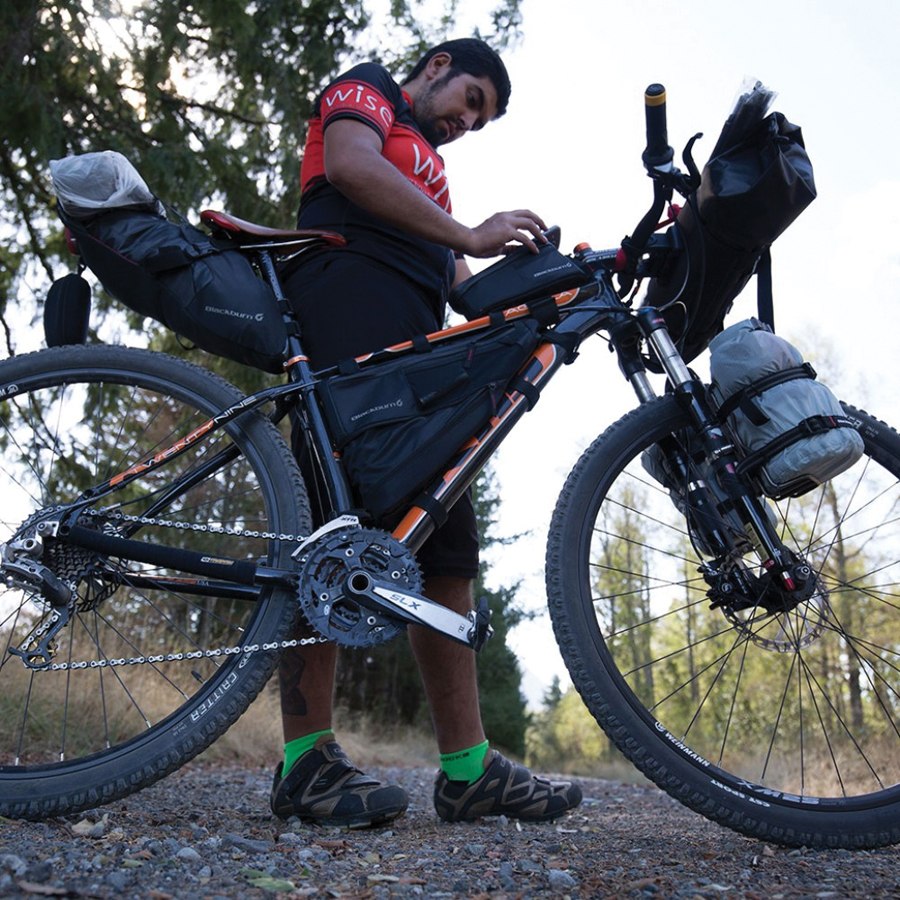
top-left (295, 520), bottom-right (493, 650)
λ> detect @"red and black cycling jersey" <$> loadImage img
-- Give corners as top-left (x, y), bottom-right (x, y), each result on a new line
top-left (297, 63), bottom-right (456, 306)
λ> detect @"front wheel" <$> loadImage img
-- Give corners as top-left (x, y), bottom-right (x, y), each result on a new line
top-left (0, 345), bottom-right (311, 819)
top-left (547, 395), bottom-right (900, 848)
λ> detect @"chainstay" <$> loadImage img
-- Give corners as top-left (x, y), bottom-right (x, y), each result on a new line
top-left (37, 510), bottom-right (329, 670)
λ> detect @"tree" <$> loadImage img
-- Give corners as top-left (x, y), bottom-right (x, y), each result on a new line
top-left (0, 0), bottom-right (522, 356)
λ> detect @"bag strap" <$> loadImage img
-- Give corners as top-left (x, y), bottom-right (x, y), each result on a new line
top-left (756, 247), bottom-right (775, 331)
top-left (715, 362), bottom-right (816, 424)
top-left (735, 414), bottom-right (859, 478)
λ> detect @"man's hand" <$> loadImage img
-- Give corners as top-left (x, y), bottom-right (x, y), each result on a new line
top-left (463, 210), bottom-right (548, 257)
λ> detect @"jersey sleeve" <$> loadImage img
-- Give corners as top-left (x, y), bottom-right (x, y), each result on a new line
top-left (318, 63), bottom-right (401, 144)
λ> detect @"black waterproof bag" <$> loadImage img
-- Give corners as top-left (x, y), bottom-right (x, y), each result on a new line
top-left (49, 151), bottom-right (287, 372)
top-left (449, 228), bottom-right (592, 319)
top-left (316, 319), bottom-right (542, 518)
top-left (60, 207), bottom-right (288, 372)
top-left (644, 82), bottom-right (817, 363)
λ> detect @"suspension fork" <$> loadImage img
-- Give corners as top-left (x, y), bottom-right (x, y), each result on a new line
top-left (634, 308), bottom-right (800, 581)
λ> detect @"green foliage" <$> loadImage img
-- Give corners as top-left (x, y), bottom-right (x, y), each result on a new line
top-left (526, 683), bottom-right (616, 776)
top-left (0, 0), bottom-right (522, 357)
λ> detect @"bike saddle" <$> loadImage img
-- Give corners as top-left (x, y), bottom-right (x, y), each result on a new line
top-left (200, 209), bottom-right (347, 251)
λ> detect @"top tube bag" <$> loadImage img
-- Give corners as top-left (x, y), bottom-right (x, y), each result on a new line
top-left (49, 151), bottom-right (288, 373)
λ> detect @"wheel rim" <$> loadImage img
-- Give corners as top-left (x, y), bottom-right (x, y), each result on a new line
top-left (580, 405), bottom-right (900, 806)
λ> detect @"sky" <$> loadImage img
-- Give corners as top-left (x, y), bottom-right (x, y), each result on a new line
top-left (436, 0), bottom-right (900, 705)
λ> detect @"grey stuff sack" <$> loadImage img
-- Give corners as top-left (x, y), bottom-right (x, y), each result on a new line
top-left (709, 318), bottom-right (864, 498)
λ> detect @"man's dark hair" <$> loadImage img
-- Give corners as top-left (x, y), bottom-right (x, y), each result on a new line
top-left (404, 38), bottom-right (511, 119)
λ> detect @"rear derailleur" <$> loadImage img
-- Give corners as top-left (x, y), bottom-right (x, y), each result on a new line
top-left (1, 515), bottom-right (75, 669)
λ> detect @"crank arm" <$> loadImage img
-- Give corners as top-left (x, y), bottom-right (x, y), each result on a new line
top-left (344, 571), bottom-right (493, 651)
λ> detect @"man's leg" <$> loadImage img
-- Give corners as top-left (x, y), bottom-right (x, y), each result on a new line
top-left (270, 639), bottom-right (409, 826)
top-left (407, 576), bottom-right (485, 752)
top-left (278, 642), bottom-right (337, 741)
top-left (414, 578), bottom-right (583, 825)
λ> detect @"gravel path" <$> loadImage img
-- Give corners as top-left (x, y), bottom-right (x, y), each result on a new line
top-left (1, 763), bottom-right (898, 898)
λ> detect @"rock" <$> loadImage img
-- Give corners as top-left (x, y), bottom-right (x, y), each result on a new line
top-left (0, 855), bottom-right (27, 876)
top-left (548, 868), bottom-right (578, 889)
top-left (222, 833), bottom-right (275, 853)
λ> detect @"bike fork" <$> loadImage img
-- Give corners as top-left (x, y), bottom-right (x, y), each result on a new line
top-left (635, 309), bottom-right (802, 586)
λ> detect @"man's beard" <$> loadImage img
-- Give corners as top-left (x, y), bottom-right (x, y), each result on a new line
top-left (412, 72), bottom-right (456, 147)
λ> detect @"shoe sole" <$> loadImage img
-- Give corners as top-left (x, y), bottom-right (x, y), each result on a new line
top-left (290, 806), bottom-right (407, 829)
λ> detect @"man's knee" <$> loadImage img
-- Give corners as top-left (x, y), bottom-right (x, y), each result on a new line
top-left (424, 575), bottom-right (474, 614)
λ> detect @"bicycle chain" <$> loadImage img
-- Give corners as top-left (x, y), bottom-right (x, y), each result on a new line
top-left (83, 507), bottom-right (308, 543)
top-left (38, 508), bottom-right (328, 671)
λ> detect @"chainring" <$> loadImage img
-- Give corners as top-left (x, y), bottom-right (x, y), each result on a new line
top-left (296, 526), bottom-right (422, 648)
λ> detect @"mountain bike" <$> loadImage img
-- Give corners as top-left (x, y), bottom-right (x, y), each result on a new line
top-left (2, 86), bottom-right (899, 851)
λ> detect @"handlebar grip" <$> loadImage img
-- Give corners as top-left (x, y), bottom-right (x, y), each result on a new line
top-left (643, 83), bottom-right (674, 169)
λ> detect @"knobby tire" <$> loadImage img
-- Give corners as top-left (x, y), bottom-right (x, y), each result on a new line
top-left (547, 395), bottom-right (900, 849)
top-left (0, 345), bottom-right (310, 820)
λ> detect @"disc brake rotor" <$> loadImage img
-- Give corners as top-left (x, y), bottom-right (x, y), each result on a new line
top-left (297, 527), bottom-right (422, 648)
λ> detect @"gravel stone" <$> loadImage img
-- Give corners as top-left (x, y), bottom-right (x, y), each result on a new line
top-left (0, 763), bottom-right (897, 898)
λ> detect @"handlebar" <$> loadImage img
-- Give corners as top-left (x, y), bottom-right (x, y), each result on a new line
top-left (642, 84), bottom-right (674, 170)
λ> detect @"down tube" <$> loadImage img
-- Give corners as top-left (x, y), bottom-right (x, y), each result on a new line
top-left (392, 339), bottom-right (571, 553)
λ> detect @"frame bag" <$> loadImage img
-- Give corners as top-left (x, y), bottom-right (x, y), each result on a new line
top-left (49, 152), bottom-right (287, 373)
top-left (317, 320), bottom-right (542, 518)
top-left (644, 82), bottom-right (817, 363)
top-left (708, 319), bottom-right (864, 498)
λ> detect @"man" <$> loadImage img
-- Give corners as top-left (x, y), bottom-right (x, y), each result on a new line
top-left (271, 38), bottom-right (582, 827)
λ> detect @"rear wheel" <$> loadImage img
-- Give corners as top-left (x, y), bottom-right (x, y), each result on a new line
top-left (0, 345), bottom-right (310, 819)
top-left (547, 395), bottom-right (900, 848)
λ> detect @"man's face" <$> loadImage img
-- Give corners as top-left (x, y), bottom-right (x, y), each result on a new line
top-left (413, 71), bottom-right (500, 147)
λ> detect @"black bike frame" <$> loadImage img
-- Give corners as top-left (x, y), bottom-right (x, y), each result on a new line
top-left (57, 241), bottom-right (643, 595)
top-left (58, 231), bottom-right (792, 602)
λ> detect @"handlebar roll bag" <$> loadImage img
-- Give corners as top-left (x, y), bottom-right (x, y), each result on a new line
top-left (644, 83), bottom-right (816, 364)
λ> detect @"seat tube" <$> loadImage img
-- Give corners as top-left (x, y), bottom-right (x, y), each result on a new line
top-left (256, 249), bottom-right (356, 515)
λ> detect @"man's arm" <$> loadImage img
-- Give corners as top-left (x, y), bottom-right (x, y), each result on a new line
top-left (323, 119), bottom-right (546, 257)
top-left (453, 257), bottom-right (473, 288)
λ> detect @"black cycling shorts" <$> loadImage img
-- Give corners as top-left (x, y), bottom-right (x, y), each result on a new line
top-left (283, 251), bottom-right (480, 581)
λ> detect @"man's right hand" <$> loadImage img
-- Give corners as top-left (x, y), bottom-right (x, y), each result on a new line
top-left (464, 210), bottom-right (548, 257)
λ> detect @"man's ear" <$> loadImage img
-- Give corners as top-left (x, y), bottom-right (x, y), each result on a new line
top-left (424, 51), bottom-right (453, 80)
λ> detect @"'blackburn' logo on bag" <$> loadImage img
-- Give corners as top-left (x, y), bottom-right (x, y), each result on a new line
top-left (350, 398), bottom-right (404, 424)
top-left (204, 305), bottom-right (266, 323)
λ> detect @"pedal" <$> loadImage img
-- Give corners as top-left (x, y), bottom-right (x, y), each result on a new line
top-left (470, 595), bottom-right (494, 651)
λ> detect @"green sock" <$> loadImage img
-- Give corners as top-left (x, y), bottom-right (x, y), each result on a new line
top-left (283, 728), bottom-right (333, 774)
top-left (440, 740), bottom-right (490, 783)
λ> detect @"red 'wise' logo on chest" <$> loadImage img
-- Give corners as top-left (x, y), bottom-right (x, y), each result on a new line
top-left (321, 83), bottom-right (394, 136)
top-left (385, 133), bottom-right (453, 213)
